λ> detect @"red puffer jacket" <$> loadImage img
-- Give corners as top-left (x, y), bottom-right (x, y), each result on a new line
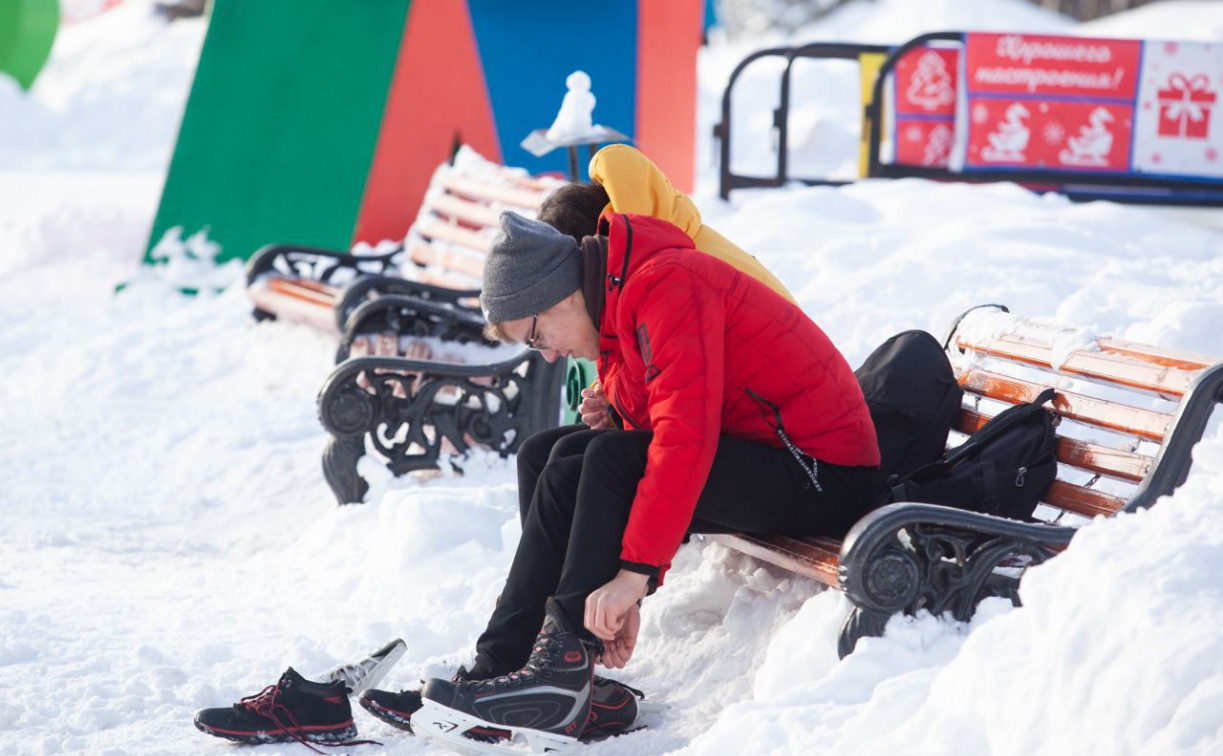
top-left (593, 213), bottom-right (879, 582)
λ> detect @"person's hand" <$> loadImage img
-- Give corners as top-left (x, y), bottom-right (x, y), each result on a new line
top-left (585, 570), bottom-right (649, 668)
top-left (579, 382), bottom-right (613, 429)
top-left (599, 603), bottom-right (639, 669)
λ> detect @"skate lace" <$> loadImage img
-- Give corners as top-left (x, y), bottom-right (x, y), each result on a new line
top-left (472, 635), bottom-right (560, 692)
top-left (238, 683), bottom-right (380, 754)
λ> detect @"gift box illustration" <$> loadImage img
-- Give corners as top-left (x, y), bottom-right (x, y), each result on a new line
top-left (1157, 72), bottom-right (1217, 139)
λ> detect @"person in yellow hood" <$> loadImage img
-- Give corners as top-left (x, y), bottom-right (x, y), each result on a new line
top-left (544, 143), bottom-right (795, 304)
top-left (534, 144), bottom-right (797, 432)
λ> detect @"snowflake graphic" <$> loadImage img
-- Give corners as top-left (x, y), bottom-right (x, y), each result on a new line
top-left (1151, 152), bottom-right (1162, 164)
top-left (1043, 122), bottom-right (1066, 146)
top-left (972, 103), bottom-right (991, 124)
top-left (905, 125), bottom-right (924, 142)
top-left (1207, 148), bottom-right (1219, 163)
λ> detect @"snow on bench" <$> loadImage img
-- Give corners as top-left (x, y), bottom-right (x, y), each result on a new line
top-left (245, 147), bottom-right (563, 335)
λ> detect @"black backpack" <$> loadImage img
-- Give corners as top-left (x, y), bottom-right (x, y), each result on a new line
top-left (884, 388), bottom-right (1059, 520)
top-left (855, 330), bottom-right (964, 491)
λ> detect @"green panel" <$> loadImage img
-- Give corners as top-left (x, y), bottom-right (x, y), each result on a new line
top-left (563, 358), bottom-right (598, 425)
top-left (0, 0), bottom-right (59, 90)
top-left (146, 0), bottom-right (411, 264)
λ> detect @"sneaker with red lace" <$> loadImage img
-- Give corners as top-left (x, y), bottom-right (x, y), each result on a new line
top-left (194, 667), bottom-right (361, 750)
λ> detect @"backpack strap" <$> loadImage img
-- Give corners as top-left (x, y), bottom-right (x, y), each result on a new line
top-left (941, 388), bottom-right (1057, 467)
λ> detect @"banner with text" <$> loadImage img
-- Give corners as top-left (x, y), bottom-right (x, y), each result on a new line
top-left (960, 33), bottom-right (1141, 173)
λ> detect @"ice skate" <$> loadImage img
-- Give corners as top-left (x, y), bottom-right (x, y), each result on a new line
top-left (322, 637), bottom-right (407, 694)
top-left (416, 598), bottom-right (597, 754)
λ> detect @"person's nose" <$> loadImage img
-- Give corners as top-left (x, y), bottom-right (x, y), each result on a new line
top-left (540, 347), bottom-right (561, 363)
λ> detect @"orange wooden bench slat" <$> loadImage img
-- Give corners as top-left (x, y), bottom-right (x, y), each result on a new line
top-left (408, 242), bottom-right (485, 281)
top-left (955, 333), bottom-right (1194, 397)
top-left (248, 286), bottom-right (342, 332)
top-left (416, 220), bottom-right (493, 254)
top-left (706, 534), bottom-right (842, 586)
top-left (959, 369), bottom-right (1173, 442)
top-left (1097, 337), bottom-right (1218, 371)
top-left (264, 277), bottom-right (339, 306)
top-left (435, 173), bottom-right (547, 210)
top-left (429, 194), bottom-right (503, 229)
top-left (1043, 479), bottom-right (1126, 518)
top-left (956, 408), bottom-right (1153, 482)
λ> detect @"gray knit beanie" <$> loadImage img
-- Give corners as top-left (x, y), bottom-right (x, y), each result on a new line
top-left (480, 211), bottom-right (581, 323)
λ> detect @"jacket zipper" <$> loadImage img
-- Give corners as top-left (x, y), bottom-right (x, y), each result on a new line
top-left (745, 388), bottom-right (822, 493)
top-left (608, 214), bottom-right (633, 290)
top-left (612, 395), bottom-right (645, 431)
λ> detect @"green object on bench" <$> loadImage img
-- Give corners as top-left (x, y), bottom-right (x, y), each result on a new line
top-left (710, 304), bottom-right (1223, 658)
top-left (145, 0), bottom-right (411, 265)
top-left (0, 0), bottom-right (58, 91)
top-left (563, 358), bottom-right (597, 425)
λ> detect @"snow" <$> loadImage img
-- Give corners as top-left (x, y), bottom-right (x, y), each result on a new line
top-left (2, 1), bottom-right (1222, 755)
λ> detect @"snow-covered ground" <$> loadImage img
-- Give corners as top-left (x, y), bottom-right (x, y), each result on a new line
top-left (2, 1), bottom-right (1222, 755)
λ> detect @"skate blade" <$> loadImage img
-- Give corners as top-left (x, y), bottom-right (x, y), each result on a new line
top-left (415, 698), bottom-right (579, 755)
top-left (323, 638), bottom-right (407, 695)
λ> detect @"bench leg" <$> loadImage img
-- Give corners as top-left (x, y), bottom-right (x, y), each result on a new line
top-left (323, 436), bottom-right (367, 505)
top-left (838, 607), bottom-right (891, 658)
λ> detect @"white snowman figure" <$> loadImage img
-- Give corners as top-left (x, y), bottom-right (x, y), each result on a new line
top-left (546, 70), bottom-right (597, 142)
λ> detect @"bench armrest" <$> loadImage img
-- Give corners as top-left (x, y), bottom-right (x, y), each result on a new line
top-left (317, 352), bottom-right (565, 504)
top-left (334, 277), bottom-right (482, 333)
top-left (834, 501), bottom-right (1075, 657)
top-left (839, 502), bottom-right (1075, 615)
top-left (245, 243), bottom-right (403, 287)
top-left (336, 295), bottom-right (490, 363)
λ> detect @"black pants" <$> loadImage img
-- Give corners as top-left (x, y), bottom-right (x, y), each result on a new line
top-left (474, 424), bottom-right (876, 675)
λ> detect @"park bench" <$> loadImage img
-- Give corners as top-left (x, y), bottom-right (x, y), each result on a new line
top-left (244, 148), bottom-right (562, 337)
top-left (717, 32), bottom-right (1223, 209)
top-left (709, 304), bottom-right (1223, 658)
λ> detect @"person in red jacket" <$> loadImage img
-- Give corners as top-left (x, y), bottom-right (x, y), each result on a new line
top-left (404, 210), bottom-right (880, 749)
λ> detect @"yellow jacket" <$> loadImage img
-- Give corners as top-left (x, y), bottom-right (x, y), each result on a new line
top-left (588, 144), bottom-right (795, 303)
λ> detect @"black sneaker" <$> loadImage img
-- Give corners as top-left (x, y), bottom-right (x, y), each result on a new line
top-left (417, 598), bottom-right (597, 747)
top-left (194, 667), bottom-right (357, 747)
top-left (359, 665), bottom-right (491, 734)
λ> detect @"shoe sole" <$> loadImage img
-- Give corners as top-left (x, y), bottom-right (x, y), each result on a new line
top-left (358, 694), bottom-right (416, 733)
top-left (194, 716), bottom-right (359, 745)
top-left (360, 695), bottom-right (513, 742)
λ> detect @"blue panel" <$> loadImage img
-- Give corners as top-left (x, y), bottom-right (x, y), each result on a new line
top-left (467, 0), bottom-right (637, 179)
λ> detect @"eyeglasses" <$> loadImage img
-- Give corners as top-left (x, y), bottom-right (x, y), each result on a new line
top-left (524, 313), bottom-right (544, 350)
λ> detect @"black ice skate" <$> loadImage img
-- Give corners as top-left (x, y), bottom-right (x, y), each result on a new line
top-left (416, 598), bottom-right (598, 754)
top-left (361, 673), bottom-right (650, 744)
top-left (194, 667), bottom-right (360, 750)
top-left (583, 676), bottom-right (648, 742)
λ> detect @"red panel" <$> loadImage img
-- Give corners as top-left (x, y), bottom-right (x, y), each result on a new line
top-left (895, 47), bottom-right (959, 117)
top-left (636, 0), bottom-right (703, 194)
top-left (966, 99), bottom-right (1133, 170)
top-left (965, 33), bottom-right (1141, 100)
top-left (353, 0), bottom-right (501, 246)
